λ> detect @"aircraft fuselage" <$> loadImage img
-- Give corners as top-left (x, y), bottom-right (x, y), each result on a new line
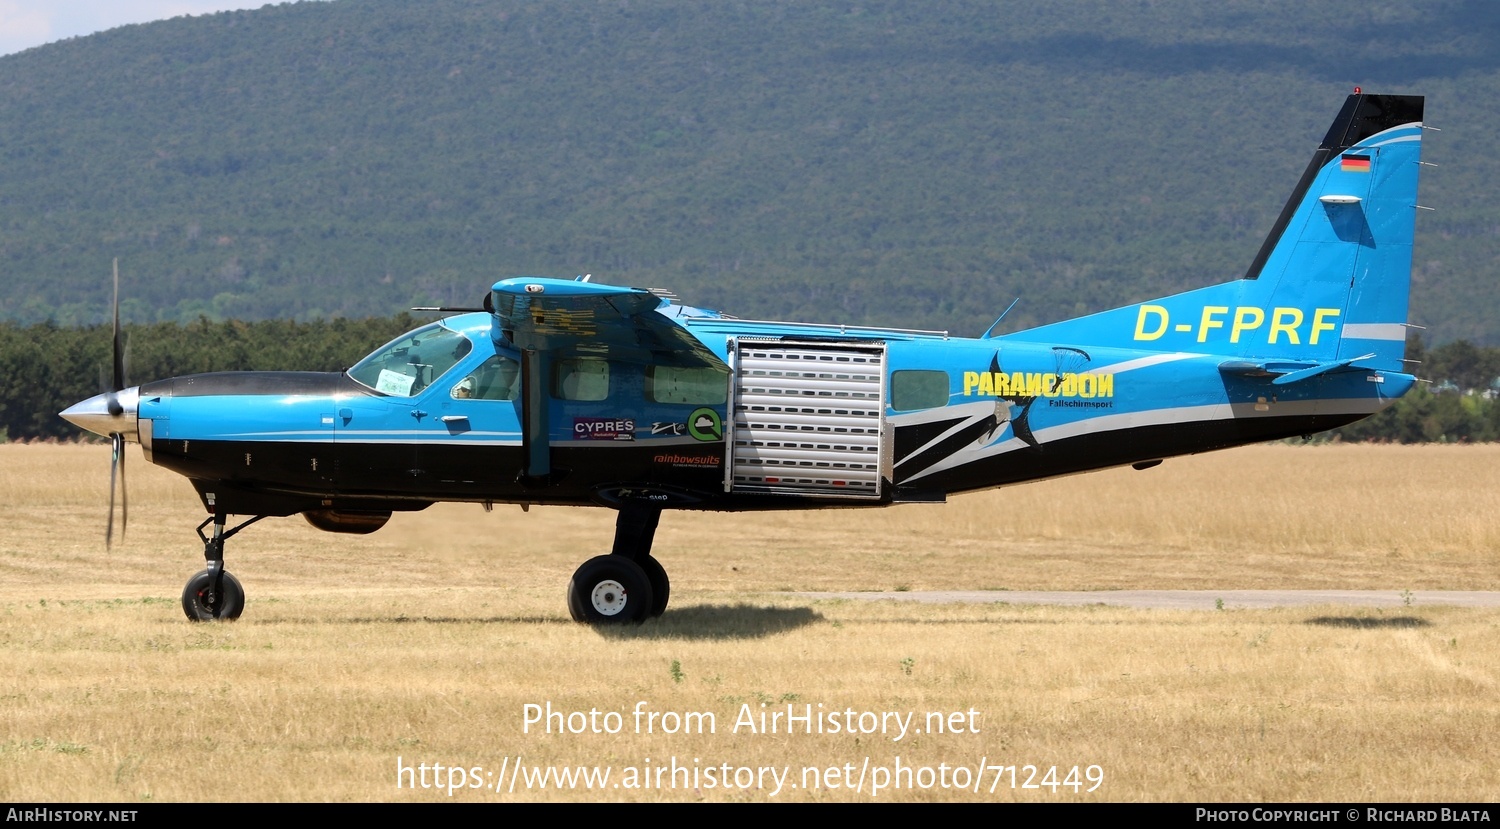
top-left (110, 314), bottom-right (1411, 519)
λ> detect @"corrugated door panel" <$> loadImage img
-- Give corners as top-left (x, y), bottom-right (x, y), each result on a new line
top-left (730, 343), bottom-right (886, 499)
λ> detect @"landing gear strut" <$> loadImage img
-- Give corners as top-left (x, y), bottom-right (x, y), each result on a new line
top-left (182, 513), bottom-right (263, 621)
top-left (567, 501), bottom-right (669, 624)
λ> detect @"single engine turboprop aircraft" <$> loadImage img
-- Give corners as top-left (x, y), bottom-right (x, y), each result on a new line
top-left (62, 92), bottom-right (1428, 624)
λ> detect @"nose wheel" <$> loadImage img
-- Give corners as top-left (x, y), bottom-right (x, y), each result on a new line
top-left (182, 513), bottom-right (264, 622)
top-left (182, 566), bottom-right (245, 621)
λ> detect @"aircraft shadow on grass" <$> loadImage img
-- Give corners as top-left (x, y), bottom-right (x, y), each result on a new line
top-left (594, 604), bottom-right (823, 640)
top-left (1304, 616), bottom-right (1432, 629)
top-left (262, 604), bottom-right (823, 639)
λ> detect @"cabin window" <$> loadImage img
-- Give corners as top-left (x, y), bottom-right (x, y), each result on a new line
top-left (452, 355), bottom-right (520, 401)
top-left (890, 370), bottom-right (950, 411)
top-left (646, 365), bottom-right (728, 405)
top-left (554, 358), bottom-right (610, 401)
top-left (348, 323), bottom-right (473, 397)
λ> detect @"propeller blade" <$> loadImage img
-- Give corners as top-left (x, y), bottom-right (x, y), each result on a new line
top-left (104, 262), bottom-right (130, 549)
top-left (107, 433), bottom-right (122, 549)
top-left (107, 259), bottom-right (126, 415)
top-left (119, 433), bottom-right (127, 543)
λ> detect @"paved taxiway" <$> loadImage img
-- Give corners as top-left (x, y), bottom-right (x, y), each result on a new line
top-left (795, 590), bottom-right (1500, 610)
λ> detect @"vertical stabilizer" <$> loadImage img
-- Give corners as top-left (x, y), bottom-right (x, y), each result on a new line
top-left (1244, 93), bottom-right (1424, 371)
top-left (1005, 93), bottom-right (1425, 372)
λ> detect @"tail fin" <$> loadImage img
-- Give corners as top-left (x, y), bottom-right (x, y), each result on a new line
top-left (1006, 92), bottom-right (1425, 373)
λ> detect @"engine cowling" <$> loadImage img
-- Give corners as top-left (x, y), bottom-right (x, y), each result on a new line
top-left (303, 509), bottom-right (392, 534)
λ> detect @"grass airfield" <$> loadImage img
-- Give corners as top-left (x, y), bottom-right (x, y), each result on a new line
top-left (0, 442), bottom-right (1497, 802)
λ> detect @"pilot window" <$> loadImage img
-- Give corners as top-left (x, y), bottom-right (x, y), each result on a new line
top-left (646, 365), bottom-right (728, 405)
top-left (890, 370), bottom-right (950, 411)
top-left (347, 323), bottom-right (473, 397)
top-left (452, 355), bottom-right (521, 401)
top-left (554, 358), bottom-right (610, 401)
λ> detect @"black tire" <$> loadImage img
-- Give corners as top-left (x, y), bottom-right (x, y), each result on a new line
top-left (636, 555), bottom-right (670, 618)
top-left (181, 568), bottom-right (245, 621)
top-left (566, 555), bottom-right (654, 625)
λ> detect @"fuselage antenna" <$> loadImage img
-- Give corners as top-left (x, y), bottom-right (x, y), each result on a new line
top-left (982, 298), bottom-right (1021, 338)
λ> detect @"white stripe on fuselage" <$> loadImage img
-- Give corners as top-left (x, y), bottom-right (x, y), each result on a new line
top-left (1081, 351), bottom-right (1202, 375)
top-left (901, 397), bottom-right (1384, 483)
top-left (182, 428), bottom-right (524, 446)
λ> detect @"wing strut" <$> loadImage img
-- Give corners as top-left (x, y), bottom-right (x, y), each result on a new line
top-left (520, 349), bottom-right (550, 482)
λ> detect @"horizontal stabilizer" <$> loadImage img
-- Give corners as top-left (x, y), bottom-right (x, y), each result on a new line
top-left (1218, 353), bottom-right (1377, 385)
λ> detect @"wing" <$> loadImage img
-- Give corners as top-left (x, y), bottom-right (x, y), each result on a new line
top-left (489, 277), bottom-right (726, 369)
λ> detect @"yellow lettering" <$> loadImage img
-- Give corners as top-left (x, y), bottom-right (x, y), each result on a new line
top-left (1078, 374), bottom-right (1095, 398)
top-left (963, 371), bottom-right (980, 396)
top-left (1058, 373), bottom-right (1077, 396)
top-left (976, 372), bottom-right (993, 396)
top-left (1025, 373), bottom-right (1045, 397)
top-left (1097, 374), bottom-right (1114, 397)
top-left (1039, 373), bottom-right (1056, 398)
top-left (1230, 307), bottom-right (1265, 343)
top-left (1134, 305), bottom-right (1168, 340)
top-left (994, 372), bottom-right (1010, 396)
top-left (1198, 306), bottom-right (1229, 343)
top-left (1310, 308), bottom-right (1340, 345)
top-left (1011, 372), bottom-right (1025, 396)
top-left (1269, 307), bottom-right (1304, 344)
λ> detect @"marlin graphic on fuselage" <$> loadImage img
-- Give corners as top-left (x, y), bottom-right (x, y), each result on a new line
top-left (61, 92), bottom-right (1428, 624)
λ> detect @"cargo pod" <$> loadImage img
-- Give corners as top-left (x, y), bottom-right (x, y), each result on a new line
top-left (725, 339), bottom-right (888, 500)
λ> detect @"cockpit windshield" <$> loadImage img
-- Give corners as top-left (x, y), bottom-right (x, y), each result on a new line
top-left (347, 322), bottom-right (473, 397)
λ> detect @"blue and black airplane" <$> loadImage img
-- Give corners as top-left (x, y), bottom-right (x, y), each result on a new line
top-left (63, 92), bottom-right (1428, 624)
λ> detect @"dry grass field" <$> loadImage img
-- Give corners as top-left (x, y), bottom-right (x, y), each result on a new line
top-left (0, 442), bottom-right (1497, 802)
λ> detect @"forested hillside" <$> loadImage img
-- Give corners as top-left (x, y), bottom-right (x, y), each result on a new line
top-left (1, 0), bottom-right (1498, 342)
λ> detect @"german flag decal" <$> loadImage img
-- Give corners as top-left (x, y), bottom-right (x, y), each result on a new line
top-left (1341, 154), bottom-right (1372, 172)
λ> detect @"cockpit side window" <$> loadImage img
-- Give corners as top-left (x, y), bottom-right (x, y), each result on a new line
top-left (452, 355), bottom-right (521, 401)
top-left (347, 323), bottom-right (473, 397)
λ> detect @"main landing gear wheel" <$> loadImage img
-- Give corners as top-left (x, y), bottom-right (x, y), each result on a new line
top-left (636, 555), bottom-right (670, 618)
top-left (181, 568), bottom-right (245, 621)
top-left (567, 555), bottom-right (654, 625)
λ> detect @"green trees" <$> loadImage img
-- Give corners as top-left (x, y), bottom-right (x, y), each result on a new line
top-left (4, 315), bottom-right (416, 441)
top-left (1314, 340), bottom-right (1500, 443)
